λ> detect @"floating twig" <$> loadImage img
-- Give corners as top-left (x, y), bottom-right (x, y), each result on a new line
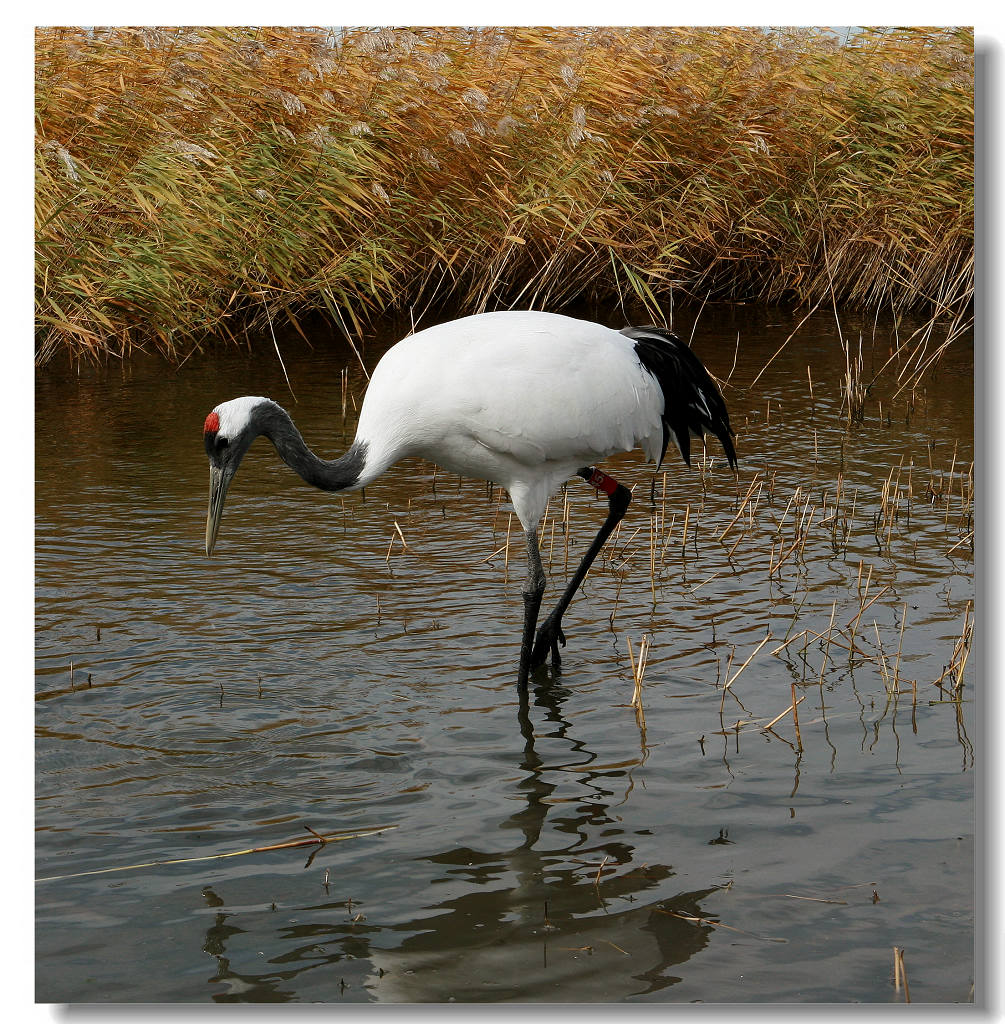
top-left (773, 892), bottom-right (847, 905)
top-left (601, 939), bottom-right (631, 956)
top-left (35, 825), bottom-right (397, 883)
top-left (655, 908), bottom-right (787, 944)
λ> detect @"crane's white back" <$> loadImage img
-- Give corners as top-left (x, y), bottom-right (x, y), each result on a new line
top-left (353, 311), bottom-right (666, 527)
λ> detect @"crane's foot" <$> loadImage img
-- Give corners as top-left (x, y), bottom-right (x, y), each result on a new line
top-left (530, 610), bottom-right (566, 670)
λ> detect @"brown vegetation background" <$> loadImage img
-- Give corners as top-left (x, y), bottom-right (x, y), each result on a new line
top-left (35, 26), bottom-right (974, 364)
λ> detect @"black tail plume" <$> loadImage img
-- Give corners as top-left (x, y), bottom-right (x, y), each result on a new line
top-left (622, 326), bottom-right (738, 470)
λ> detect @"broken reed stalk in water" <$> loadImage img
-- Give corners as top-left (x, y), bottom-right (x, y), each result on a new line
top-left (718, 635), bottom-right (772, 716)
top-left (718, 473), bottom-right (762, 541)
top-left (790, 683), bottom-right (804, 750)
top-left (627, 634), bottom-right (650, 730)
top-left (649, 514), bottom-right (658, 604)
top-left (385, 521), bottom-right (410, 563)
top-left (932, 600), bottom-right (973, 696)
top-left (724, 635), bottom-right (774, 692)
top-left (816, 603), bottom-right (838, 686)
top-left (762, 694), bottom-right (806, 733)
top-left (893, 946), bottom-right (911, 1002)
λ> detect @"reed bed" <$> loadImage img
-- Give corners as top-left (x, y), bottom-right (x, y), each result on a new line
top-left (35, 25), bottom-right (973, 364)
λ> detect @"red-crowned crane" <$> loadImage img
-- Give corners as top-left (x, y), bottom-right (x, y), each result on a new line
top-left (203, 310), bottom-right (737, 686)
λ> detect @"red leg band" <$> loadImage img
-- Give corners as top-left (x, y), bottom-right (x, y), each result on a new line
top-left (584, 468), bottom-right (620, 497)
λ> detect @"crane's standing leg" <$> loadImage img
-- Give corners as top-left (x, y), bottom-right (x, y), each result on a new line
top-left (530, 468), bottom-right (631, 671)
top-left (518, 527), bottom-right (547, 689)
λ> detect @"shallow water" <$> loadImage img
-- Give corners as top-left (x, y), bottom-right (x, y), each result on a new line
top-left (35, 305), bottom-right (975, 1003)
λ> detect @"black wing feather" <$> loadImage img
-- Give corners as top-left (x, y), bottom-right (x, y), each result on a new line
top-left (621, 326), bottom-right (738, 470)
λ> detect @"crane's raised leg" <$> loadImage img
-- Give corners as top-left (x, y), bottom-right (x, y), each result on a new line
top-left (529, 468), bottom-right (632, 672)
top-left (518, 528), bottom-right (547, 689)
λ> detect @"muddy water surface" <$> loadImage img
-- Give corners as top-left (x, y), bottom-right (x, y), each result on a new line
top-left (35, 306), bottom-right (975, 1002)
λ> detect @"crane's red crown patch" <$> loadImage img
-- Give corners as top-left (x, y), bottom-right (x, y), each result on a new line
top-left (204, 411), bottom-right (220, 436)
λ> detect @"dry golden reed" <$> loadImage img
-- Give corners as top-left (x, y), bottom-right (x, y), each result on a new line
top-left (35, 26), bottom-right (973, 364)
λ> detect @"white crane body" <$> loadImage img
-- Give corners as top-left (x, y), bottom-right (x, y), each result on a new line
top-left (351, 311), bottom-right (666, 528)
top-left (203, 310), bottom-right (737, 686)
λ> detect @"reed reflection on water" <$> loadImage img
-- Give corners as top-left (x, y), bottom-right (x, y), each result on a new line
top-left (35, 306), bottom-right (975, 1002)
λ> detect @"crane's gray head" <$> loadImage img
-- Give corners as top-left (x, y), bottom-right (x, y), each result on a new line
top-left (203, 397), bottom-right (271, 555)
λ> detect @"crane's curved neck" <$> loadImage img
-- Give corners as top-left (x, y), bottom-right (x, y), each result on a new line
top-left (256, 402), bottom-right (367, 492)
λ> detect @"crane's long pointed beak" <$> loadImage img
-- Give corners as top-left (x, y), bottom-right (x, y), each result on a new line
top-left (205, 464), bottom-right (231, 556)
